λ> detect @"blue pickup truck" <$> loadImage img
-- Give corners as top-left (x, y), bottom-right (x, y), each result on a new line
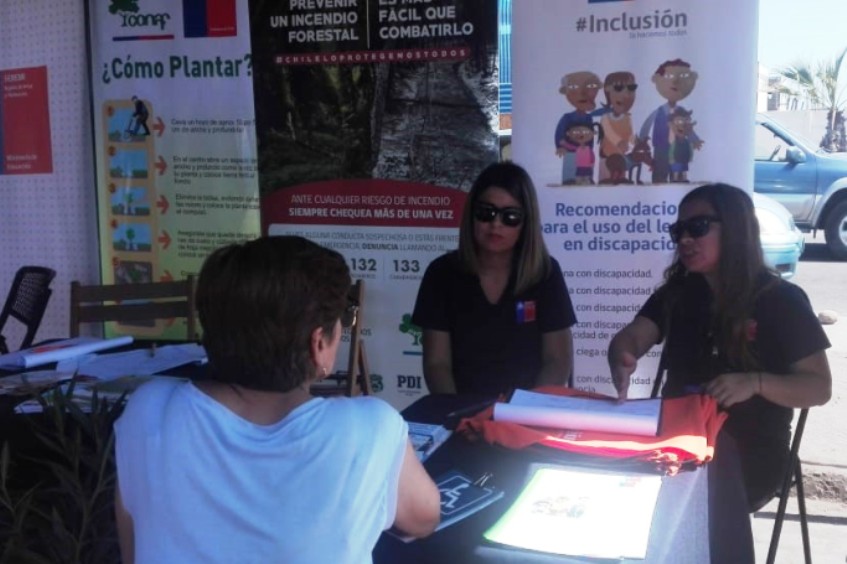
top-left (755, 114), bottom-right (847, 259)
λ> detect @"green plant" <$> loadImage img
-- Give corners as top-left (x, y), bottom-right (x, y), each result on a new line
top-left (0, 385), bottom-right (127, 564)
top-left (779, 46), bottom-right (847, 151)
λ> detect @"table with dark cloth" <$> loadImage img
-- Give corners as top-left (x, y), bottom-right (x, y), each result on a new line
top-left (373, 394), bottom-right (755, 564)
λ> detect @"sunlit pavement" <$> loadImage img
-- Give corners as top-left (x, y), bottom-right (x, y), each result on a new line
top-left (752, 497), bottom-right (847, 563)
top-left (749, 234), bottom-right (847, 563)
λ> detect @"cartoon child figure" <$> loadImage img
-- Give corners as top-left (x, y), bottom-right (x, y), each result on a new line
top-left (669, 107), bottom-right (696, 182)
top-left (554, 71), bottom-right (605, 185)
top-left (562, 123), bottom-right (602, 185)
top-left (638, 59), bottom-right (703, 183)
top-left (598, 71), bottom-right (637, 184)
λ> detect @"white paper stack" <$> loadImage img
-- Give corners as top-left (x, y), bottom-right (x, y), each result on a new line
top-left (0, 336), bottom-right (134, 370)
top-left (493, 389), bottom-right (661, 436)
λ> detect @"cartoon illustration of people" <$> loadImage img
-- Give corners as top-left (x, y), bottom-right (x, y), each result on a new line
top-left (627, 138), bottom-right (654, 185)
top-left (561, 123), bottom-right (603, 185)
top-left (638, 59), bottom-right (703, 183)
top-left (598, 71), bottom-right (638, 184)
top-left (554, 71), bottom-right (606, 185)
top-left (131, 95), bottom-right (151, 136)
top-left (669, 107), bottom-right (696, 182)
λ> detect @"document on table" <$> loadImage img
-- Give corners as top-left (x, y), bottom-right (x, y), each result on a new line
top-left (493, 389), bottom-right (661, 436)
top-left (0, 336), bottom-right (134, 370)
top-left (388, 469), bottom-right (504, 543)
top-left (408, 422), bottom-right (452, 462)
top-left (484, 467), bottom-right (662, 559)
top-left (56, 343), bottom-right (207, 381)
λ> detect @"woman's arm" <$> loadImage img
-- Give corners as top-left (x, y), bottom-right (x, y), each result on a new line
top-left (422, 330), bottom-right (457, 394)
top-left (706, 350), bottom-right (832, 408)
top-left (536, 328), bottom-right (573, 387)
top-left (393, 442), bottom-right (441, 537)
top-left (607, 316), bottom-right (661, 400)
top-left (115, 481), bottom-right (135, 564)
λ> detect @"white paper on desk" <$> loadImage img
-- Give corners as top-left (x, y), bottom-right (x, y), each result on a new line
top-left (407, 422), bottom-right (452, 462)
top-left (494, 389), bottom-right (661, 436)
top-left (484, 467), bottom-right (662, 559)
top-left (62, 343), bottom-right (206, 381)
top-left (0, 336), bottom-right (134, 370)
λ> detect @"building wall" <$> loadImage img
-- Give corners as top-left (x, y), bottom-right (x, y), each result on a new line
top-left (0, 0), bottom-right (99, 346)
top-left (763, 109), bottom-right (829, 149)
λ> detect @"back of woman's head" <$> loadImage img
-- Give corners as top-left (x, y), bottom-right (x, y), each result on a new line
top-left (458, 161), bottom-right (550, 291)
top-left (196, 236), bottom-right (351, 392)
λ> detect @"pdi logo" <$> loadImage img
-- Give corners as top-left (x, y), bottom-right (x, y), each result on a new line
top-left (397, 375), bottom-right (423, 390)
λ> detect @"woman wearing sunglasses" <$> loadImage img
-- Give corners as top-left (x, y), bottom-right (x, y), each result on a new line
top-left (114, 236), bottom-right (440, 563)
top-left (608, 183), bottom-right (831, 511)
top-left (412, 162), bottom-right (577, 396)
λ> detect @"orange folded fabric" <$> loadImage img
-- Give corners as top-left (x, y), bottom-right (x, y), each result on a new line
top-left (456, 386), bottom-right (728, 475)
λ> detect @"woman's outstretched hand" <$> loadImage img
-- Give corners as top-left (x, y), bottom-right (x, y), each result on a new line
top-left (705, 372), bottom-right (758, 407)
top-left (611, 351), bottom-right (638, 402)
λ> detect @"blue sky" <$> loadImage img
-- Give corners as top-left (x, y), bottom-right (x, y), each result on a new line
top-left (759, 0), bottom-right (847, 70)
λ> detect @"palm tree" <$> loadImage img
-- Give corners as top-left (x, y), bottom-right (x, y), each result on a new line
top-left (779, 46), bottom-right (847, 151)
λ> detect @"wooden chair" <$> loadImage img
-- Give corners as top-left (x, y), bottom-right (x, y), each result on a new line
top-left (0, 266), bottom-right (56, 354)
top-left (69, 277), bottom-right (198, 340)
top-left (766, 407), bottom-right (811, 564)
top-left (312, 280), bottom-right (372, 397)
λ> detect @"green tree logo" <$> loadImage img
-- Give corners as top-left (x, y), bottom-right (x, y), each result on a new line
top-left (109, 0), bottom-right (140, 14)
top-left (398, 314), bottom-right (422, 346)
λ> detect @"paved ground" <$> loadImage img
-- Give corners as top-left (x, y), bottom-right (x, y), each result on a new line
top-left (752, 497), bottom-right (847, 563)
top-left (795, 312), bottom-right (847, 504)
top-left (753, 236), bottom-right (847, 562)
top-left (790, 238), bottom-right (847, 506)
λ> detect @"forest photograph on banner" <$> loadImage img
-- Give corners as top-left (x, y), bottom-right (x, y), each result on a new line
top-left (249, 0), bottom-right (499, 409)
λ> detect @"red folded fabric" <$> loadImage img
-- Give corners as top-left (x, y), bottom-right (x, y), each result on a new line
top-left (456, 386), bottom-right (728, 475)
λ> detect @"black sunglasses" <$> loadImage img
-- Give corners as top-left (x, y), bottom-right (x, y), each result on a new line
top-left (668, 215), bottom-right (721, 244)
top-left (613, 84), bottom-right (638, 92)
top-left (473, 203), bottom-right (524, 228)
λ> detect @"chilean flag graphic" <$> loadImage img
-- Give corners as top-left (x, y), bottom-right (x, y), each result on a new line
top-left (183, 0), bottom-right (237, 38)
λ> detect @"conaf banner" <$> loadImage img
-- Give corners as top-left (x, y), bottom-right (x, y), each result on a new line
top-left (88, 0), bottom-right (261, 338)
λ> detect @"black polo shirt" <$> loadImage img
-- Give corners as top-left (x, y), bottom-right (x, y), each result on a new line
top-left (638, 272), bottom-right (830, 503)
top-left (412, 252), bottom-right (576, 395)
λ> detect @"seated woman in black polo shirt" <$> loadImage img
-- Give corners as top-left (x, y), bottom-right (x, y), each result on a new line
top-left (608, 183), bottom-right (831, 511)
top-left (412, 162), bottom-right (577, 396)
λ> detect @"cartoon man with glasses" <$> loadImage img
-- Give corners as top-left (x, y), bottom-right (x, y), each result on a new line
top-left (554, 71), bottom-right (607, 185)
top-left (639, 59), bottom-right (703, 184)
top-left (599, 71), bottom-right (638, 184)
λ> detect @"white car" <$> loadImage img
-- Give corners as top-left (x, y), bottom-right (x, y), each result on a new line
top-left (753, 192), bottom-right (805, 279)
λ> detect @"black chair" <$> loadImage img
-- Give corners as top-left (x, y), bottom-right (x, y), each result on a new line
top-left (766, 407), bottom-right (811, 564)
top-left (0, 266), bottom-right (57, 354)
